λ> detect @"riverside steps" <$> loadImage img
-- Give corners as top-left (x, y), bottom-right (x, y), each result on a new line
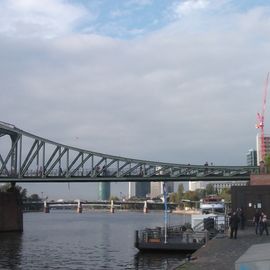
top-left (177, 227), bottom-right (270, 270)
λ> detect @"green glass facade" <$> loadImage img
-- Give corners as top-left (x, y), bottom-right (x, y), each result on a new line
top-left (98, 182), bottom-right (110, 200)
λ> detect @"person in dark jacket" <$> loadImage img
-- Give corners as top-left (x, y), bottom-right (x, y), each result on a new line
top-left (229, 211), bottom-right (240, 239)
top-left (253, 210), bottom-right (261, 235)
top-left (259, 212), bottom-right (269, 236)
top-left (239, 208), bottom-right (246, 230)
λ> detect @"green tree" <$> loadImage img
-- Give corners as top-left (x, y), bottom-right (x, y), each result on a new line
top-left (183, 191), bottom-right (199, 202)
top-left (219, 187), bottom-right (231, 202)
top-left (28, 193), bottom-right (42, 202)
top-left (0, 183), bottom-right (27, 200)
top-left (109, 196), bottom-right (119, 202)
top-left (195, 188), bottom-right (206, 200)
top-left (265, 154), bottom-right (270, 173)
top-left (169, 192), bottom-right (177, 203)
top-left (205, 183), bottom-right (215, 195)
top-left (176, 184), bottom-right (184, 202)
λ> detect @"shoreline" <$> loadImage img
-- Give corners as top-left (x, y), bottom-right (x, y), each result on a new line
top-left (172, 209), bottom-right (201, 215)
top-left (174, 226), bottom-right (270, 270)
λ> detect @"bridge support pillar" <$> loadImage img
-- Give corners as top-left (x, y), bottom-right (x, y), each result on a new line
top-left (44, 201), bottom-right (50, 213)
top-left (143, 201), bottom-right (148, 214)
top-left (77, 201), bottom-right (82, 213)
top-left (110, 200), bottom-right (115, 213)
top-left (0, 192), bottom-right (23, 232)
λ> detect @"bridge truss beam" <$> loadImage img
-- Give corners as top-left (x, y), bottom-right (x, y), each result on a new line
top-left (0, 121), bottom-right (259, 183)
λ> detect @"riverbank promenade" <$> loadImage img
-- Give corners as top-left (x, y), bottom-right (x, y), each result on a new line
top-left (178, 226), bottom-right (270, 270)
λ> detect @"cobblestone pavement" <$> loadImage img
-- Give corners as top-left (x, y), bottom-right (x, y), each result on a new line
top-left (176, 227), bottom-right (270, 270)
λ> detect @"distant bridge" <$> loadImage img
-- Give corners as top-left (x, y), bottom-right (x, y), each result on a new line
top-left (23, 200), bottom-right (177, 211)
top-left (0, 121), bottom-right (258, 183)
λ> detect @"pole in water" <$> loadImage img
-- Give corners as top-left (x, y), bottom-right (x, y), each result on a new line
top-left (163, 182), bottom-right (168, 244)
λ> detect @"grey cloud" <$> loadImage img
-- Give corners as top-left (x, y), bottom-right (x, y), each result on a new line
top-left (1, 3), bottom-right (270, 198)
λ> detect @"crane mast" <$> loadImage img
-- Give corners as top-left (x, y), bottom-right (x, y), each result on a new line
top-left (256, 72), bottom-right (269, 163)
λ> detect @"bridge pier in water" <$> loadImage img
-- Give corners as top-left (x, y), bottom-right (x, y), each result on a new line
top-left (143, 201), bottom-right (148, 213)
top-left (43, 201), bottom-right (50, 213)
top-left (110, 200), bottom-right (115, 213)
top-left (0, 191), bottom-right (23, 232)
top-left (77, 200), bottom-right (82, 213)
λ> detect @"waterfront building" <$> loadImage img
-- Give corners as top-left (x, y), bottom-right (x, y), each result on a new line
top-left (98, 182), bottom-right (110, 200)
top-left (189, 181), bottom-right (207, 191)
top-left (166, 181), bottom-right (174, 193)
top-left (256, 134), bottom-right (270, 165)
top-left (150, 181), bottom-right (174, 198)
top-left (150, 182), bottom-right (161, 198)
top-left (211, 180), bottom-right (248, 193)
top-left (189, 180), bottom-right (247, 193)
top-left (128, 182), bottom-right (135, 199)
top-left (246, 149), bottom-right (257, 166)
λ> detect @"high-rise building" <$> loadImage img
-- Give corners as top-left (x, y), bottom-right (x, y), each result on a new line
top-left (166, 182), bottom-right (174, 193)
top-left (98, 182), bottom-right (110, 200)
top-left (189, 181), bottom-right (207, 191)
top-left (128, 182), bottom-right (135, 199)
top-left (246, 149), bottom-right (257, 166)
top-left (256, 134), bottom-right (270, 165)
top-left (189, 180), bottom-right (247, 193)
top-left (150, 181), bottom-right (174, 198)
top-left (135, 182), bottom-right (150, 198)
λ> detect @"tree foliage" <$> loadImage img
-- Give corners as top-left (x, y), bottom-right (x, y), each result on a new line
top-left (109, 196), bottom-right (119, 202)
top-left (265, 154), bottom-right (270, 173)
top-left (28, 193), bottom-right (42, 202)
top-left (169, 192), bottom-right (177, 203)
top-left (219, 187), bottom-right (231, 202)
top-left (169, 184), bottom-right (185, 204)
top-left (0, 183), bottom-right (27, 200)
top-left (183, 191), bottom-right (200, 202)
top-left (205, 183), bottom-right (215, 195)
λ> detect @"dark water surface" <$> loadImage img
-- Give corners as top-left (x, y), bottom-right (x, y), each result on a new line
top-left (0, 211), bottom-right (190, 270)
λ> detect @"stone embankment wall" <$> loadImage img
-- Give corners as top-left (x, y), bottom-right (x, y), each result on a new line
top-left (0, 192), bottom-right (23, 232)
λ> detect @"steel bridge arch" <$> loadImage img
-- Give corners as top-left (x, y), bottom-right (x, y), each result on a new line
top-left (0, 121), bottom-right (259, 183)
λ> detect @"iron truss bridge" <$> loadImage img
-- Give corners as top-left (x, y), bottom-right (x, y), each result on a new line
top-left (0, 121), bottom-right (259, 183)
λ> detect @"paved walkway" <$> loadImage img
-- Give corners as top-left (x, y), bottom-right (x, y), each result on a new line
top-left (176, 227), bottom-right (270, 270)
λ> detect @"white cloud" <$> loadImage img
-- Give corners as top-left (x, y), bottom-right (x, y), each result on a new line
top-left (174, 0), bottom-right (210, 16)
top-left (126, 0), bottom-right (153, 6)
top-left (0, 0), bottom-right (89, 38)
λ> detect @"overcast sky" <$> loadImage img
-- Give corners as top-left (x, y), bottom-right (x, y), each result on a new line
top-left (1, 0), bottom-right (270, 200)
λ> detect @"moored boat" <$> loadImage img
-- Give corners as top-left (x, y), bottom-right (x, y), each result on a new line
top-left (134, 224), bottom-right (208, 252)
top-left (200, 195), bottom-right (225, 214)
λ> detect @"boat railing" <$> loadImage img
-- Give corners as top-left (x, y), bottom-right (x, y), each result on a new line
top-left (137, 225), bottom-right (208, 245)
top-left (192, 214), bottom-right (226, 234)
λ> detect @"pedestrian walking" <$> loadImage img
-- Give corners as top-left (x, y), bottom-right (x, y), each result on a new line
top-left (259, 212), bottom-right (269, 236)
top-left (253, 210), bottom-right (261, 235)
top-left (239, 208), bottom-right (245, 230)
top-left (229, 211), bottom-right (240, 239)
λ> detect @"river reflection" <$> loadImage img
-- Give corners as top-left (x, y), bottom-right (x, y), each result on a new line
top-left (133, 252), bottom-right (186, 270)
top-left (0, 232), bottom-right (22, 270)
top-left (0, 211), bottom-right (190, 269)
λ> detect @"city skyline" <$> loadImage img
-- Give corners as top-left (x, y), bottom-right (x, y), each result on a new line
top-left (1, 0), bottom-right (270, 200)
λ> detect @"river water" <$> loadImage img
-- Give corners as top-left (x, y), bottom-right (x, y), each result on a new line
top-left (0, 211), bottom-right (191, 270)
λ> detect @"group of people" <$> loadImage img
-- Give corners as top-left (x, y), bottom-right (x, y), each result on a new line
top-left (253, 210), bottom-right (269, 236)
top-left (229, 208), bottom-right (268, 239)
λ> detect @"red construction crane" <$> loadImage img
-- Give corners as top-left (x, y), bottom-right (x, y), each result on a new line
top-left (256, 72), bottom-right (270, 162)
